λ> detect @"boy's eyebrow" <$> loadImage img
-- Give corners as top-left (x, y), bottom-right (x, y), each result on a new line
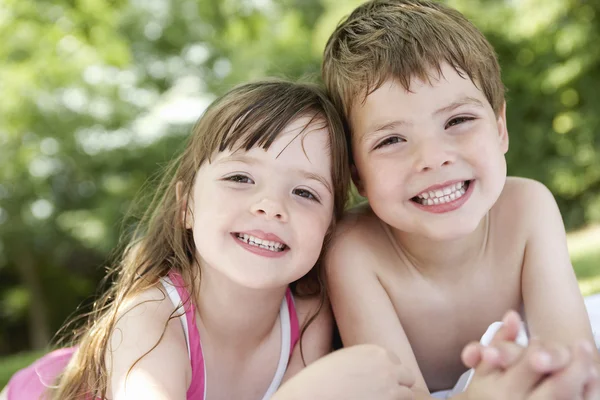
top-left (215, 154), bottom-right (333, 194)
top-left (362, 120), bottom-right (410, 142)
top-left (361, 96), bottom-right (486, 141)
top-left (434, 96), bottom-right (486, 115)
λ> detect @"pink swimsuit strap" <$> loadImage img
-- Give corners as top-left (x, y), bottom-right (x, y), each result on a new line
top-left (167, 272), bottom-right (300, 400)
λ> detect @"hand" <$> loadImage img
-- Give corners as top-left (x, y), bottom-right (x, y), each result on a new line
top-left (461, 310), bottom-right (570, 374)
top-left (463, 340), bottom-right (599, 400)
top-left (274, 344), bottom-right (415, 400)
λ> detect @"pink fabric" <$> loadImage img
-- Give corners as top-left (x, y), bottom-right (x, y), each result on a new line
top-left (167, 272), bottom-right (205, 399)
top-left (6, 273), bottom-right (300, 400)
top-left (285, 289), bottom-right (300, 354)
top-left (6, 347), bottom-right (78, 400)
top-left (168, 272), bottom-right (300, 399)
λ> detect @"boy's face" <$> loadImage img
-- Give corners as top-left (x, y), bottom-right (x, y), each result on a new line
top-left (349, 63), bottom-right (508, 240)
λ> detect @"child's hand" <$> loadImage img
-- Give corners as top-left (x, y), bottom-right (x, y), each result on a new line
top-left (274, 344), bottom-right (416, 400)
top-left (461, 310), bottom-right (570, 374)
top-left (463, 340), bottom-right (599, 400)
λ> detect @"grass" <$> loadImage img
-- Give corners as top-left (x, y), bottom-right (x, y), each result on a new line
top-left (0, 226), bottom-right (598, 390)
top-left (569, 225), bottom-right (600, 297)
top-left (0, 350), bottom-right (46, 389)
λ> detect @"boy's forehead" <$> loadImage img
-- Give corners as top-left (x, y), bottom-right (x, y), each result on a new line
top-left (349, 64), bottom-right (489, 134)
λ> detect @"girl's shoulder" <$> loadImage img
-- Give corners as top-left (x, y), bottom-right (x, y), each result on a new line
top-left (115, 283), bottom-right (182, 326)
top-left (283, 293), bottom-right (333, 380)
top-left (106, 283), bottom-right (192, 398)
top-left (292, 294), bottom-right (331, 329)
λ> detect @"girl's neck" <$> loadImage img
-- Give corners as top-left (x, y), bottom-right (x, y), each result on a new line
top-left (386, 214), bottom-right (490, 280)
top-left (193, 265), bottom-right (287, 351)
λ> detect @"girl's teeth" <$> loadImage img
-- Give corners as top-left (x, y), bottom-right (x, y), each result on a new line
top-left (236, 234), bottom-right (285, 252)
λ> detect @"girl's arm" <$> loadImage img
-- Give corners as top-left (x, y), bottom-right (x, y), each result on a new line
top-left (518, 179), bottom-right (598, 361)
top-left (107, 287), bottom-right (191, 400)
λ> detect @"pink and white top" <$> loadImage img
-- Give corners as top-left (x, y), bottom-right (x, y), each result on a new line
top-left (161, 272), bottom-right (300, 400)
top-left (6, 272), bottom-right (300, 400)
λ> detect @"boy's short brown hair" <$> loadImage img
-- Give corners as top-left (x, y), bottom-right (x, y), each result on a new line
top-left (322, 0), bottom-right (505, 120)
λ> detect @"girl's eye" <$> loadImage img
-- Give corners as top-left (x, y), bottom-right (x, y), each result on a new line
top-left (446, 116), bottom-right (474, 129)
top-left (374, 136), bottom-right (405, 150)
top-left (224, 174), bottom-right (254, 184)
top-left (293, 188), bottom-right (319, 202)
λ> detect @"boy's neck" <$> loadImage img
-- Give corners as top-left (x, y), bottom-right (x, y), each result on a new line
top-left (387, 213), bottom-right (490, 279)
top-left (194, 265), bottom-right (287, 352)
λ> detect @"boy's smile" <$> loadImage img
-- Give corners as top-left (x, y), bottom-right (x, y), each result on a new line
top-left (349, 63), bottom-right (509, 240)
top-left (411, 179), bottom-right (474, 214)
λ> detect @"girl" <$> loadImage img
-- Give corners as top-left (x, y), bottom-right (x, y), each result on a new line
top-left (1, 80), bottom-right (414, 400)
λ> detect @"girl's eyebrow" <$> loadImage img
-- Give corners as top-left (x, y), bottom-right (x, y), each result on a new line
top-left (213, 154), bottom-right (258, 165)
top-left (298, 170), bottom-right (333, 195)
top-left (214, 154), bottom-right (333, 195)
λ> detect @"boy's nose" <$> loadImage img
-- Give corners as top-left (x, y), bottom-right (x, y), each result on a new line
top-left (250, 197), bottom-right (288, 222)
top-left (414, 139), bottom-right (455, 172)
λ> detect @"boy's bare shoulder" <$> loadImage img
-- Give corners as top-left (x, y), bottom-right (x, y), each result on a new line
top-left (497, 177), bottom-right (554, 210)
top-left (493, 176), bottom-right (557, 230)
top-left (332, 202), bottom-right (388, 246)
top-left (326, 202), bottom-right (394, 272)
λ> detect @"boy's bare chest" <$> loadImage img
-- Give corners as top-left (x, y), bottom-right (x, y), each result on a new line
top-left (379, 254), bottom-right (524, 391)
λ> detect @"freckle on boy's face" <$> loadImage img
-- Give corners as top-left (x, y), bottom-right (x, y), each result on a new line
top-left (349, 63), bottom-right (509, 241)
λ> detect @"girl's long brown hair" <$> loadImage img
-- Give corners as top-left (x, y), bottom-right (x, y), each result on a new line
top-left (51, 79), bottom-right (350, 399)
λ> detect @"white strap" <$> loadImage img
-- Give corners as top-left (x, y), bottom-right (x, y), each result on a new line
top-left (160, 277), bottom-right (291, 400)
top-left (261, 295), bottom-right (292, 399)
top-left (160, 277), bottom-right (191, 359)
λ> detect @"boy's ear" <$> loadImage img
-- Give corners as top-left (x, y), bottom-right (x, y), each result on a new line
top-left (175, 181), bottom-right (193, 230)
top-left (351, 164), bottom-right (366, 197)
top-left (497, 100), bottom-right (509, 154)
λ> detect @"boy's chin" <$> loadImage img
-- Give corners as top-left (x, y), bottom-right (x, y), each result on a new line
top-left (417, 221), bottom-right (483, 242)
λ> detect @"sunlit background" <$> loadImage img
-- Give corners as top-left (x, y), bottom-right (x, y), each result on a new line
top-left (1, 0), bottom-right (600, 384)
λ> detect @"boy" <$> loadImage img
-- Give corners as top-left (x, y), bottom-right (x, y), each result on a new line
top-left (322, 0), bottom-right (599, 398)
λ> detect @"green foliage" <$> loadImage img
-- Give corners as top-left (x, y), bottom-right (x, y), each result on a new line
top-left (0, 0), bottom-right (599, 356)
top-left (0, 350), bottom-right (47, 389)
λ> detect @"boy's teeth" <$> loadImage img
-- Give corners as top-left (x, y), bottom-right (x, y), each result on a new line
top-left (236, 233), bottom-right (285, 252)
top-left (414, 181), bottom-right (468, 206)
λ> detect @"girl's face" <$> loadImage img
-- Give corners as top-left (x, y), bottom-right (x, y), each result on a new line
top-left (184, 115), bottom-right (334, 289)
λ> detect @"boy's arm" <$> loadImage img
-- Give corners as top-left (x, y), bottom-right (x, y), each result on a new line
top-left (326, 226), bottom-right (431, 393)
top-left (519, 180), bottom-right (598, 361)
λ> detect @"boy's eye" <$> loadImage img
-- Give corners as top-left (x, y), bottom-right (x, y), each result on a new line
top-left (446, 116), bottom-right (474, 128)
top-left (293, 188), bottom-right (319, 202)
top-left (224, 174), bottom-right (254, 184)
top-left (374, 136), bottom-right (405, 150)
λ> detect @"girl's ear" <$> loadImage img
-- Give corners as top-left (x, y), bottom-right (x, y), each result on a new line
top-left (176, 181), bottom-right (193, 229)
